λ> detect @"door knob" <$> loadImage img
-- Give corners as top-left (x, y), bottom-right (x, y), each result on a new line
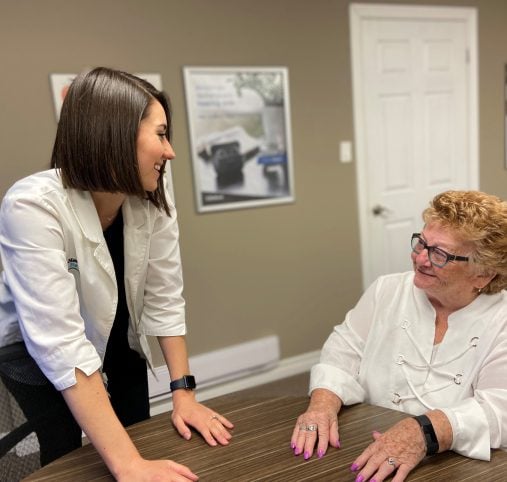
top-left (372, 204), bottom-right (389, 216)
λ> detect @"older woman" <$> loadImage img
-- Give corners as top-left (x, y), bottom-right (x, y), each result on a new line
top-left (292, 190), bottom-right (507, 482)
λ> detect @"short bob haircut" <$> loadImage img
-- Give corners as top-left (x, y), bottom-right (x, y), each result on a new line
top-left (423, 190), bottom-right (507, 294)
top-left (51, 66), bottom-right (171, 215)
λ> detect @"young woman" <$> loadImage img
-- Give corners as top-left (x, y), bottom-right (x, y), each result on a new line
top-left (0, 67), bottom-right (233, 481)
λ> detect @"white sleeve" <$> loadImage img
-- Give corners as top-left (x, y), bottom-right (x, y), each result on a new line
top-left (138, 180), bottom-right (186, 336)
top-left (442, 323), bottom-right (507, 460)
top-left (310, 279), bottom-right (380, 404)
top-left (0, 192), bottom-right (101, 390)
top-left (441, 399), bottom-right (491, 460)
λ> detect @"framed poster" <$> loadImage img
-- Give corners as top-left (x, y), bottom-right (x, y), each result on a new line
top-left (183, 66), bottom-right (295, 212)
top-left (49, 73), bottom-right (76, 121)
top-left (49, 72), bottom-right (163, 120)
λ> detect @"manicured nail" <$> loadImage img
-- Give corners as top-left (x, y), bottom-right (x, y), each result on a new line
top-left (336, 440), bottom-right (341, 448)
top-left (350, 463), bottom-right (359, 472)
top-left (304, 451), bottom-right (310, 460)
top-left (294, 447), bottom-right (301, 455)
top-left (291, 442), bottom-right (296, 449)
top-left (355, 475), bottom-right (364, 482)
top-left (371, 479), bottom-right (377, 482)
top-left (318, 449), bottom-right (324, 458)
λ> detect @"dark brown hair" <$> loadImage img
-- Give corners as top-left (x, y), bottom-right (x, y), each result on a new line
top-left (51, 67), bottom-right (172, 215)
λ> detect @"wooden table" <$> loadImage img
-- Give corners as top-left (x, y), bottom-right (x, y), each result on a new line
top-left (24, 386), bottom-right (507, 481)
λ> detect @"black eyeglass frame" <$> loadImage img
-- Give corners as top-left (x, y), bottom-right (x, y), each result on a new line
top-left (411, 233), bottom-right (469, 268)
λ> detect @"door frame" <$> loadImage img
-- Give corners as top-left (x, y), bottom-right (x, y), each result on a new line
top-left (349, 3), bottom-right (479, 289)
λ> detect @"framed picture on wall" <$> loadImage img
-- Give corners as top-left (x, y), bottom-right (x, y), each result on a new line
top-left (49, 72), bottom-right (163, 121)
top-left (183, 66), bottom-right (295, 213)
top-left (49, 73), bottom-right (76, 121)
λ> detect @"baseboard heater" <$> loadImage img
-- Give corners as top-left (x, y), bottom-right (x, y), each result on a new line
top-left (148, 335), bottom-right (280, 401)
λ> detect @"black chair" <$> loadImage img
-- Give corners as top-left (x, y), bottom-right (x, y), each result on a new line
top-left (0, 343), bottom-right (42, 482)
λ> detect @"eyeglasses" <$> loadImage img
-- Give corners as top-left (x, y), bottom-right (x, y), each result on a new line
top-left (411, 233), bottom-right (469, 268)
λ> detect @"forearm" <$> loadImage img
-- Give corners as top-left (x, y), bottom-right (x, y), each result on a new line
top-left (157, 335), bottom-right (190, 379)
top-left (61, 369), bottom-right (141, 479)
top-left (425, 409), bottom-right (453, 453)
top-left (309, 388), bottom-right (343, 414)
top-left (157, 335), bottom-right (195, 405)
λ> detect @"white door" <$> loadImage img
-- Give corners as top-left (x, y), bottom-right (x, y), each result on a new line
top-left (350, 4), bottom-right (478, 289)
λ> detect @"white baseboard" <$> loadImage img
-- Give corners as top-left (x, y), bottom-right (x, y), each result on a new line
top-left (148, 335), bottom-right (281, 398)
top-left (149, 348), bottom-right (319, 416)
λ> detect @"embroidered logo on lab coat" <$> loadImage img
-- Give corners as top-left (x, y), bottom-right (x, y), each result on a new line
top-left (67, 258), bottom-right (79, 272)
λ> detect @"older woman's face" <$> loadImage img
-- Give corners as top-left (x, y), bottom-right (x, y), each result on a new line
top-left (411, 222), bottom-right (482, 303)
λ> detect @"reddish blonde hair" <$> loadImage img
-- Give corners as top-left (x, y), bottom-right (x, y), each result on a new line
top-left (423, 190), bottom-right (507, 294)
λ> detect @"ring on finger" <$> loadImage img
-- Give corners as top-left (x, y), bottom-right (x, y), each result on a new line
top-left (210, 414), bottom-right (219, 422)
top-left (307, 424), bottom-right (318, 432)
top-left (387, 457), bottom-right (396, 466)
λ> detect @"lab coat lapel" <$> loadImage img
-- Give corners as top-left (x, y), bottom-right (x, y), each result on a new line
top-left (66, 188), bottom-right (115, 283)
top-left (122, 196), bottom-right (150, 324)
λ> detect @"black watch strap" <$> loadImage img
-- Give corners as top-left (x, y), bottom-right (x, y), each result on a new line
top-left (170, 375), bottom-right (196, 392)
top-left (413, 414), bottom-right (439, 456)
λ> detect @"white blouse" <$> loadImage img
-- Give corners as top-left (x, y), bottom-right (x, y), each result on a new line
top-left (310, 271), bottom-right (507, 460)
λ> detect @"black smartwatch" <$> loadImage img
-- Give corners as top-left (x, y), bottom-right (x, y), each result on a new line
top-left (413, 414), bottom-right (439, 456)
top-left (170, 375), bottom-right (196, 392)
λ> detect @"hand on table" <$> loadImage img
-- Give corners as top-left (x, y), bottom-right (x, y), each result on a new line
top-left (290, 388), bottom-right (341, 459)
top-left (118, 457), bottom-right (199, 481)
top-left (350, 417), bottom-right (426, 482)
top-left (171, 391), bottom-right (234, 446)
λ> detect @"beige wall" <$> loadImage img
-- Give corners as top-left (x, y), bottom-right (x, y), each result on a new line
top-left (1, 0), bottom-right (507, 367)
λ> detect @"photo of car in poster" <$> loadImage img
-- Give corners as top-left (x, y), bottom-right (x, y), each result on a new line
top-left (183, 67), bottom-right (295, 212)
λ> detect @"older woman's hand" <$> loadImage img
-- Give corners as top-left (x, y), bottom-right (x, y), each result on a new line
top-left (350, 417), bottom-right (426, 482)
top-left (290, 388), bottom-right (342, 459)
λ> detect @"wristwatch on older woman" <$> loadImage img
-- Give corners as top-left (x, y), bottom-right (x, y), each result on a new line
top-left (413, 414), bottom-right (439, 456)
top-left (170, 375), bottom-right (196, 392)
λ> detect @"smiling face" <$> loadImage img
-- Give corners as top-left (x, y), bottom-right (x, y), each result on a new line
top-left (411, 222), bottom-right (487, 308)
top-left (136, 100), bottom-right (175, 192)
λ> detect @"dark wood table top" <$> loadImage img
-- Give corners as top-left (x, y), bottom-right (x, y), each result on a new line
top-left (24, 387), bottom-right (507, 481)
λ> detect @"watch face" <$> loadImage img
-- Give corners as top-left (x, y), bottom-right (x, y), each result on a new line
top-left (184, 375), bottom-right (196, 389)
top-left (170, 375), bottom-right (196, 391)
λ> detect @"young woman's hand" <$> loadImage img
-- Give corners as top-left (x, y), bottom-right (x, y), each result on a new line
top-left (117, 456), bottom-right (199, 481)
top-left (171, 390), bottom-right (234, 446)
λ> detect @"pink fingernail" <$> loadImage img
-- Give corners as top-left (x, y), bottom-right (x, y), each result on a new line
top-left (318, 449), bottom-right (324, 458)
top-left (350, 463), bottom-right (359, 472)
top-left (290, 442), bottom-right (295, 449)
top-left (304, 451), bottom-right (310, 460)
top-left (336, 440), bottom-right (341, 448)
top-left (355, 475), bottom-right (364, 482)
top-left (294, 447), bottom-right (301, 455)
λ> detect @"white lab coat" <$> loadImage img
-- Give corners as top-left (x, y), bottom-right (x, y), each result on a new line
top-left (310, 272), bottom-right (507, 460)
top-left (0, 169), bottom-right (186, 391)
